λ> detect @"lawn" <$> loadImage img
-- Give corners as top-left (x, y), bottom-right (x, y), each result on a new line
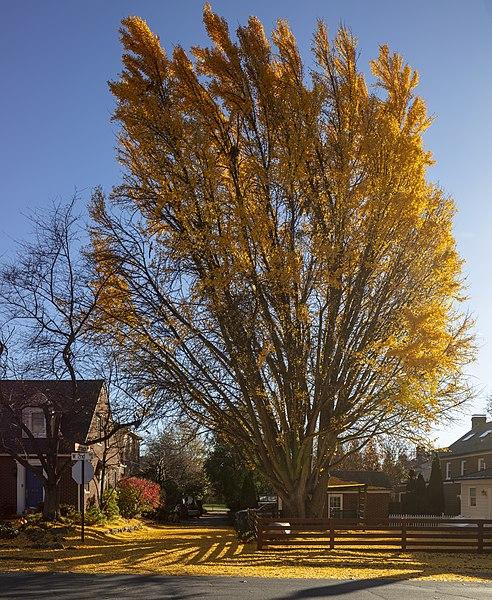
top-left (0, 520), bottom-right (490, 582)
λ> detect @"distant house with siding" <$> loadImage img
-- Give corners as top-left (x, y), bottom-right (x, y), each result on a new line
top-left (440, 414), bottom-right (492, 519)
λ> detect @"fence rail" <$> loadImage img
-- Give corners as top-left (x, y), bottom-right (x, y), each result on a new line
top-left (251, 514), bottom-right (492, 553)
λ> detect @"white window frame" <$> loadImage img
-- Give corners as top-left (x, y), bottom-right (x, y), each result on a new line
top-left (445, 462), bottom-right (451, 480)
top-left (460, 460), bottom-right (466, 476)
top-left (22, 408), bottom-right (47, 438)
top-left (478, 458), bottom-right (486, 471)
top-left (328, 493), bottom-right (343, 515)
top-left (469, 487), bottom-right (477, 507)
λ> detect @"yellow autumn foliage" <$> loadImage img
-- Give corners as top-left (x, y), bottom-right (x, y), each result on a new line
top-left (89, 6), bottom-right (474, 517)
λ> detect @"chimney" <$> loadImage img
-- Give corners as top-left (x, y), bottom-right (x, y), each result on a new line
top-left (471, 414), bottom-right (487, 429)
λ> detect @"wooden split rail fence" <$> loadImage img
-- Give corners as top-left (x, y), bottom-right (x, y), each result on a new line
top-left (250, 513), bottom-right (492, 553)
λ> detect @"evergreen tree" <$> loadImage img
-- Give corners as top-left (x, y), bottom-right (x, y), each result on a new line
top-left (403, 469), bottom-right (417, 514)
top-left (427, 454), bottom-right (445, 515)
top-left (415, 473), bottom-right (428, 514)
top-left (240, 471), bottom-right (258, 509)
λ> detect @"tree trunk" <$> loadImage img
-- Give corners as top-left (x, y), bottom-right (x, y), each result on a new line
top-left (308, 473), bottom-right (330, 518)
top-left (278, 473), bottom-right (330, 518)
top-left (43, 481), bottom-right (60, 520)
top-left (281, 485), bottom-right (308, 518)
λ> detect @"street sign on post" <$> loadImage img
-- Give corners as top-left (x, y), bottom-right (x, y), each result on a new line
top-left (71, 458), bottom-right (95, 543)
top-left (71, 452), bottom-right (94, 462)
top-left (71, 460), bottom-right (94, 484)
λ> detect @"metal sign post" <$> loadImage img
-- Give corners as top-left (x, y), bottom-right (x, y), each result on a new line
top-left (81, 459), bottom-right (85, 543)
top-left (71, 457), bottom-right (95, 544)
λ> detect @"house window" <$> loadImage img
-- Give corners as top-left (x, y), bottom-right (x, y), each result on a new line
top-left (469, 487), bottom-right (477, 507)
top-left (22, 408), bottom-right (46, 438)
top-left (478, 458), bottom-right (486, 471)
top-left (461, 460), bottom-right (466, 476)
top-left (328, 494), bottom-right (343, 516)
top-left (445, 462), bottom-right (451, 480)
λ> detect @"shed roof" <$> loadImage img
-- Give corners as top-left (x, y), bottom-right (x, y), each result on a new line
top-left (329, 470), bottom-right (391, 489)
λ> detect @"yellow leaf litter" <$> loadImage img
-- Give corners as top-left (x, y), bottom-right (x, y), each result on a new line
top-left (0, 521), bottom-right (490, 582)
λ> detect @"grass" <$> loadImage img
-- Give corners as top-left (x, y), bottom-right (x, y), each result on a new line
top-left (203, 504), bottom-right (227, 512)
top-left (0, 521), bottom-right (490, 582)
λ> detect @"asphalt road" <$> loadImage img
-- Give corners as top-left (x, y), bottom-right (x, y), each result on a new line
top-left (0, 574), bottom-right (491, 599)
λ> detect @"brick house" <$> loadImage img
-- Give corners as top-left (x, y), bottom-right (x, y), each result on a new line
top-left (325, 470), bottom-right (391, 522)
top-left (440, 414), bottom-right (492, 518)
top-left (0, 379), bottom-right (140, 516)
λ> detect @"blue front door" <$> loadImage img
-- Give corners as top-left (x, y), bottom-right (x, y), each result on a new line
top-left (25, 468), bottom-right (44, 509)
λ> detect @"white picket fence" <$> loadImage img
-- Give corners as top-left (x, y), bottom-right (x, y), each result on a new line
top-left (389, 513), bottom-right (446, 527)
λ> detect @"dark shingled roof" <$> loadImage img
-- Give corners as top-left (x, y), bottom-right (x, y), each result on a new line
top-left (330, 470), bottom-right (391, 489)
top-left (447, 420), bottom-right (492, 456)
top-left (452, 467), bottom-right (492, 482)
top-left (0, 379), bottom-right (105, 450)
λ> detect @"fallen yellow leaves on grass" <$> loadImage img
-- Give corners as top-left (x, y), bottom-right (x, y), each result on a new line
top-left (0, 522), bottom-right (490, 582)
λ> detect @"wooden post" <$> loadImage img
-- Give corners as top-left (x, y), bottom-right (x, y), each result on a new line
top-left (329, 524), bottom-right (335, 550)
top-left (477, 522), bottom-right (484, 554)
top-left (401, 524), bottom-right (406, 552)
top-left (257, 516), bottom-right (264, 551)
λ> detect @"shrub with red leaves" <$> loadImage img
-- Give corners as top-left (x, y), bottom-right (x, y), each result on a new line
top-left (117, 477), bottom-right (161, 518)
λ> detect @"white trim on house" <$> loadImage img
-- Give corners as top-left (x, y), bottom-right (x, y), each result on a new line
top-left (16, 462), bottom-right (25, 515)
top-left (327, 493), bottom-right (343, 512)
top-left (16, 459), bottom-right (45, 514)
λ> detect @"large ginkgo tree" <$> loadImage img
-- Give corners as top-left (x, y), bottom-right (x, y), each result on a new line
top-left (90, 6), bottom-right (473, 516)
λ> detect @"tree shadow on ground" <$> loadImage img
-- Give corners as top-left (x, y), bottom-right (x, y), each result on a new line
top-left (0, 518), bottom-right (490, 585)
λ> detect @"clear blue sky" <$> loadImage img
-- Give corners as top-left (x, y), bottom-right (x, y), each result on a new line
top-left (1, 1), bottom-right (491, 447)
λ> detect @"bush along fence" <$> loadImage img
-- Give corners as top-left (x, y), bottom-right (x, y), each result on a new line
top-left (250, 514), bottom-right (492, 553)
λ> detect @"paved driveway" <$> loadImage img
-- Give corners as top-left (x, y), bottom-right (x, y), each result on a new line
top-left (0, 573), bottom-right (491, 599)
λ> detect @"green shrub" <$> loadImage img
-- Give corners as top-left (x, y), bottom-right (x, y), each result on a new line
top-left (23, 525), bottom-right (52, 544)
top-left (59, 504), bottom-right (78, 520)
top-left (83, 505), bottom-right (107, 526)
top-left (117, 485), bottom-right (141, 518)
top-left (20, 512), bottom-right (43, 527)
top-left (0, 522), bottom-right (19, 539)
top-left (101, 488), bottom-right (120, 520)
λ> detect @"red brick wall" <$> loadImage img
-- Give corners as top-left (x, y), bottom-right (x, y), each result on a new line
top-left (366, 492), bottom-right (390, 521)
top-left (440, 452), bottom-right (492, 480)
top-left (0, 456), bottom-right (17, 516)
